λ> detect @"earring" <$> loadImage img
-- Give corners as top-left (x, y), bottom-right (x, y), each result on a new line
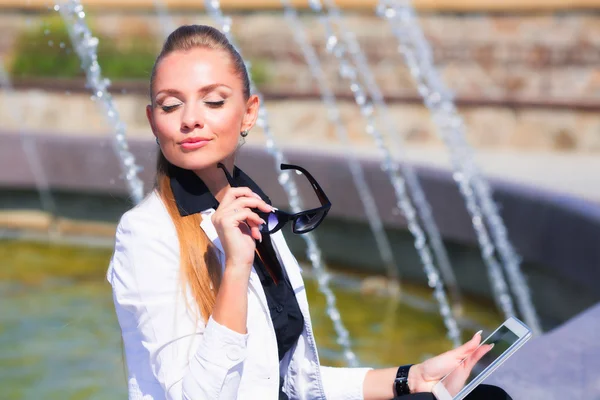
top-left (241, 130), bottom-right (249, 138)
top-left (156, 138), bottom-right (160, 145)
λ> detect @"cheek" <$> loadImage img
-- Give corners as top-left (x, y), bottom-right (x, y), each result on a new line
top-left (205, 107), bottom-right (244, 139)
top-left (153, 113), bottom-right (177, 139)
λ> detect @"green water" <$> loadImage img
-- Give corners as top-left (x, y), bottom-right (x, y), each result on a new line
top-left (0, 239), bottom-right (501, 399)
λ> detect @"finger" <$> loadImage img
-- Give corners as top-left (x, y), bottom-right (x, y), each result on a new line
top-left (250, 224), bottom-right (262, 242)
top-left (453, 331), bottom-right (483, 358)
top-left (220, 187), bottom-right (266, 207)
top-left (240, 212), bottom-right (265, 240)
top-left (426, 333), bottom-right (481, 377)
top-left (463, 343), bottom-right (493, 371)
top-left (224, 208), bottom-right (266, 230)
top-left (227, 197), bottom-right (274, 214)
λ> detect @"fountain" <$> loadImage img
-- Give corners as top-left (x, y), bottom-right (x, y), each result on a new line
top-left (4, 1), bottom-right (600, 398)
top-left (53, 0), bottom-right (544, 354)
top-left (7, 3), bottom-right (585, 395)
top-left (377, 0), bottom-right (541, 335)
top-left (58, 1), bottom-right (145, 205)
top-left (281, 2), bottom-right (402, 290)
top-left (317, 0), bottom-right (463, 315)
top-left (0, 59), bottom-right (57, 229)
top-left (302, 0), bottom-right (462, 346)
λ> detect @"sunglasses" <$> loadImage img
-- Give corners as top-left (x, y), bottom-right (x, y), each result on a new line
top-left (217, 163), bottom-right (331, 235)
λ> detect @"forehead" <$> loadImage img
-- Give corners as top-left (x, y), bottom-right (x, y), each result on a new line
top-left (154, 47), bottom-right (240, 91)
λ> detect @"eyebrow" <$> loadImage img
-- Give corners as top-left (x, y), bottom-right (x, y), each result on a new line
top-left (155, 83), bottom-right (233, 98)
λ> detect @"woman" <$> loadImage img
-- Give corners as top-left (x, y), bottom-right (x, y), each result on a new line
top-left (108, 25), bottom-right (511, 400)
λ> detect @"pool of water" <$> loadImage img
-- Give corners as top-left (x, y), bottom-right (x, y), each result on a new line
top-left (0, 239), bottom-right (502, 399)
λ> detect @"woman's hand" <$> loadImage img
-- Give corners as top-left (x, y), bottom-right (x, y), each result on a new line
top-left (408, 331), bottom-right (493, 395)
top-left (211, 187), bottom-right (274, 268)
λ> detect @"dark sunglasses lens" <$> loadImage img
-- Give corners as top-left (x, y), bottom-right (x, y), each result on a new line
top-left (266, 212), bottom-right (279, 232)
top-left (258, 212), bottom-right (280, 233)
top-left (293, 210), bottom-right (325, 233)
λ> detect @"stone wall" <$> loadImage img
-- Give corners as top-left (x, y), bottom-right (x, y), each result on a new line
top-left (1, 9), bottom-right (599, 201)
top-left (2, 89), bottom-right (600, 153)
top-left (1, 10), bottom-right (599, 103)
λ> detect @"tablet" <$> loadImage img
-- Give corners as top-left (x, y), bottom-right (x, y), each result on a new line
top-left (432, 317), bottom-right (532, 400)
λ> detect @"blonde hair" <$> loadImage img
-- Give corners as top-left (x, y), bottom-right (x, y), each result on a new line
top-left (151, 25), bottom-right (251, 320)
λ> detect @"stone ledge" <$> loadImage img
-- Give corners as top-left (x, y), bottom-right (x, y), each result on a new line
top-left (487, 303), bottom-right (600, 398)
top-left (0, 210), bottom-right (117, 237)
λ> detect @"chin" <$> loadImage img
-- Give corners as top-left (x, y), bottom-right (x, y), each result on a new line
top-left (167, 150), bottom-right (226, 172)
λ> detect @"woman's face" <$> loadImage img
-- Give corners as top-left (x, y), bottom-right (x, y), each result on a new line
top-left (147, 47), bottom-right (258, 172)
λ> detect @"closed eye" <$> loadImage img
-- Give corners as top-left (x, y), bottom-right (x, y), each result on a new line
top-left (161, 104), bottom-right (181, 113)
top-left (205, 100), bottom-right (225, 108)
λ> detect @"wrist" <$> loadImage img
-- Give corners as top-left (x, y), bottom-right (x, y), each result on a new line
top-left (407, 363), bottom-right (424, 394)
top-left (225, 259), bottom-right (253, 271)
top-left (223, 262), bottom-right (252, 281)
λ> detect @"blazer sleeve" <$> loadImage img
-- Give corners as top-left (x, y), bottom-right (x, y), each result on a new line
top-left (108, 208), bottom-right (248, 400)
top-left (319, 366), bottom-right (373, 400)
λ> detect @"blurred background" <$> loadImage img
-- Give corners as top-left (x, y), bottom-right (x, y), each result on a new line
top-left (0, 0), bottom-right (599, 399)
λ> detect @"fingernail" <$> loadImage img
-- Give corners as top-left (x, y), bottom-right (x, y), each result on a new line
top-left (474, 330), bottom-right (483, 339)
top-left (488, 343), bottom-right (495, 350)
top-left (259, 234), bottom-right (262, 243)
top-left (253, 193), bottom-right (261, 199)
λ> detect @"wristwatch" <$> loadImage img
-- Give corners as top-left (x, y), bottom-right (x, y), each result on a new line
top-left (394, 364), bottom-right (413, 397)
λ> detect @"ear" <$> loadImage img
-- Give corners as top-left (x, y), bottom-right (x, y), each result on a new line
top-left (146, 104), bottom-right (158, 138)
top-left (241, 95), bottom-right (260, 133)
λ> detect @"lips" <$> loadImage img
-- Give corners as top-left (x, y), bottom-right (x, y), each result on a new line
top-left (179, 137), bottom-right (211, 150)
top-left (180, 137), bottom-right (209, 144)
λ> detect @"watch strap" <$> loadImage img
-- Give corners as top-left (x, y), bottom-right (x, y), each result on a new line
top-left (394, 364), bottom-right (413, 397)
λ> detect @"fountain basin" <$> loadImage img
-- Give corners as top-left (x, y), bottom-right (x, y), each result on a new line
top-left (0, 238), bottom-right (499, 399)
top-left (1, 131), bottom-right (598, 329)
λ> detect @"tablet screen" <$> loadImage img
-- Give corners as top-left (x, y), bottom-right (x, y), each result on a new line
top-left (442, 326), bottom-right (519, 395)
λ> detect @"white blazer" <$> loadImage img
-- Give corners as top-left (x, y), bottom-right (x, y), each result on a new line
top-left (107, 191), bottom-right (371, 399)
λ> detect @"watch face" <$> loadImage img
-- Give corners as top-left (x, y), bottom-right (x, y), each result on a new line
top-left (395, 377), bottom-right (410, 396)
top-left (395, 365), bottom-right (413, 396)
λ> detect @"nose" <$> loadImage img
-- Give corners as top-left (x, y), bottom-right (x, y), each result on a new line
top-left (181, 104), bottom-right (204, 132)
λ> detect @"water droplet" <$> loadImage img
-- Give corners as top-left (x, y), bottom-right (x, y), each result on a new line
top-left (339, 62), bottom-right (355, 80)
top-left (48, 40), bottom-right (54, 47)
top-left (59, 42), bottom-right (66, 49)
top-left (326, 35), bottom-right (338, 53)
top-left (308, 0), bottom-right (322, 11)
top-left (53, 4), bottom-right (60, 11)
top-left (278, 172), bottom-right (290, 185)
top-left (44, 29), bottom-right (50, 36)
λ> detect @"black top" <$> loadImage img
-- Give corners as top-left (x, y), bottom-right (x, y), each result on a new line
top-left (170, 165), bottom-right (305, 399)
top-left (254, 235), bottom-right (305, 362)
